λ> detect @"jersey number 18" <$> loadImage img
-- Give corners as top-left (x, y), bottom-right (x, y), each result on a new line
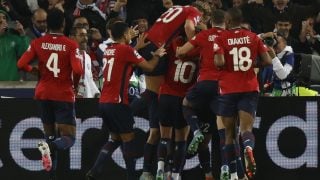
top-left (229, 47), bottom-right (252, 72)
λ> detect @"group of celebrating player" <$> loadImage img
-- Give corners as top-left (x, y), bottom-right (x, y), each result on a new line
top-left (17, 1), bottom-right (287, 180)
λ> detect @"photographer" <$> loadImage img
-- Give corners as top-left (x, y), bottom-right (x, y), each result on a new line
top-left (261, 32), bottom-right (296, 96)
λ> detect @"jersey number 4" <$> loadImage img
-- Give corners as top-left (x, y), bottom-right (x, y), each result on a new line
top-left (46, 53), bottom-right (60, 77)
top-left (229, 47), bottom-right (252, 72)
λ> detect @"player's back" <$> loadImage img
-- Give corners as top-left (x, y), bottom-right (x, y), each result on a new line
top-left (190, 27), bottom-right (224, 81)
top-left (147, 5), bottom-right (201, 47)
top-left (160, 36), bottom-right (199, 97)
top-left (216, 28), bottom-right (266, 94)
top-left (32, 34), bottom-right (81, 102)
top-left (100, 43), bottom-right (144, 104)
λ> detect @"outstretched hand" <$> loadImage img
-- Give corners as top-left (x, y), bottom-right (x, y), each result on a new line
top-left (134, 33), bottom-right (150, 50)
top-left (153, 45), bottom-right (167, 58)
top-left (129, 25), bottom-right (139, 39)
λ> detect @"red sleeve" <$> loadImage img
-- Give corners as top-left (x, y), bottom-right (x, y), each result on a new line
top-left (257, 36), bottom-right (268, 55)
top-left (126, 46), bottom-right (145, 64)
top-left (189, 31), bottom-right (204, 48)
top-left (73, 72), bottom-right (81, 92)
top-left (186, 7), bottom-right (201, 26)
top-left (213, 36), bottom-right (224, 55)
top-left (70, 41), bottom-right (84, 76)
top-left (17, 41), bottom-right (36, 72)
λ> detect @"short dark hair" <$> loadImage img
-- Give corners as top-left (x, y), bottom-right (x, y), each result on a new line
top-left (73, 16), bottom-right (88, 24)
top-left (212, 9), bottom-right (225, 25)
top-left (227, 7), bottom-right (243, 25)
top-left (111, 22), bottom-right (129, 40)
top-left (276, 14), bottom-right (291, 23)
top-left (47, 8), bottom-right (65, 31)
top-left (106, 17), bottom-right (124, 30)
top-left (70, 26), bottom-right (85, 36)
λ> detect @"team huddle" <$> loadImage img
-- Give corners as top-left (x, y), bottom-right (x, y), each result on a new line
top-left (17, 2), bottom-right (287, 180)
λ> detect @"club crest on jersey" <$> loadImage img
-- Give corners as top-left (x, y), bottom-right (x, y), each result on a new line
top-left (27, 45), bottom-right (31, 52)
top-left (208, 35), bottom-right (217, 42)
top-left (213, 43), bottom-right (220, 52)
top-left (134, 50), bottom-right (142, 59)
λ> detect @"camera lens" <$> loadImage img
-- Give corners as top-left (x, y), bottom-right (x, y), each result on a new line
top-left (263, 37), bottom-right (277, 46)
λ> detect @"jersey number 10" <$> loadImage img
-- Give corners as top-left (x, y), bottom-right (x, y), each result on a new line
top-left (174, 60), bottom-right (196, 83)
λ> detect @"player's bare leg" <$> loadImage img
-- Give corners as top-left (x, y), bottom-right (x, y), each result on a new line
top-left (239, 110), bottom-right (256, 179)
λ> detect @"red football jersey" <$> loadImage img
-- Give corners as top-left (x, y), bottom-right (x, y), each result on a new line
top-left (189, 27), bottom-right (224, 81)
top-left (99, 43), bottom-right (144, 104)
top-left (147, 5), bottom-right (201, 47)
top-left (17, 34), bottom-right (83, 102)
top-left (214, 28), bottom-right (268, 94)
top-left (159, 36), bottom-right (199, 97)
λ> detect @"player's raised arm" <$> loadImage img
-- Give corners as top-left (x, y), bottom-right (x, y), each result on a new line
top-left (184, 19), bottom-right (197, 40)
top-left (176, 42), bottom-right (195, 57)
top-left (256, 35), bottom-right (288, 79)
top-left (17, 42), bottom-right (36, 72)
top-left (266, 46), bottom-right (289, 80)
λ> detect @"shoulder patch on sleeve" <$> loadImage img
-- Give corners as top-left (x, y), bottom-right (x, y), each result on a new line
top-left (133, 50), bottom-right (142, 59)
top-left (213, 43), bottom-right (220, 52)
top-left (75, 48), bottom-right (82, 59)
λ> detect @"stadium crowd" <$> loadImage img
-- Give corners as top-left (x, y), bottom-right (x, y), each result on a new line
top-left (1, 0), bottom-right (320, 95)
top-left (1, 0), bottom-right (320, 180)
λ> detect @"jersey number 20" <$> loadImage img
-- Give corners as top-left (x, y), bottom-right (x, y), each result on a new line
top-left (157, 6), bottom-right (183, 23)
